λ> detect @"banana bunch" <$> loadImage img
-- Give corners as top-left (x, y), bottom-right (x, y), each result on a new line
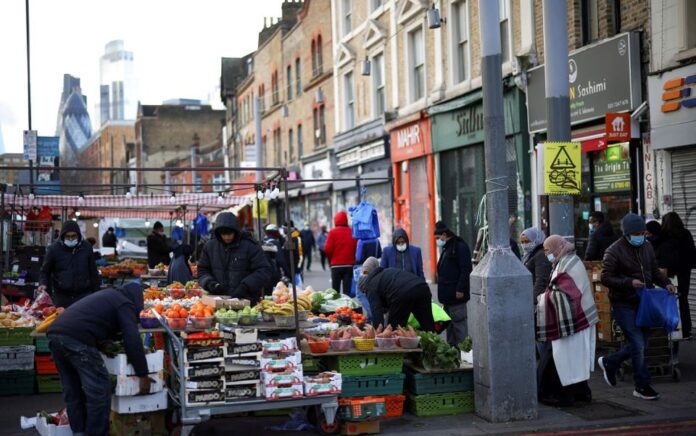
top-left (294, 295), bottom-right (312, 311)
top-left (256, 296), bottom-right (311, 315)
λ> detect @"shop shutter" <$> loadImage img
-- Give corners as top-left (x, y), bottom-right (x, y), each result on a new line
top-left (671, 147), bottom-right (696, 333)
top-left (409, 157), bottom-right (433, 280)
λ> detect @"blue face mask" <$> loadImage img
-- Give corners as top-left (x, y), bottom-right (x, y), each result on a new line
top-left (436, 239), bottom-right (446, 248)
top-left (588, 223), bottom-right (596, 234)
top-left (629, 235), bottom-right (645, 247)
top-left (546, 254), bottom-right (556, 263)
top-left (64, 239), bottom-right (78, 248)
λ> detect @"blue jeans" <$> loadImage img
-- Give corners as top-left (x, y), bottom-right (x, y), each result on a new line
top-left (603, 305), bottom-right (651, 388)
top-left (48, 334), bottom-right (112, 436)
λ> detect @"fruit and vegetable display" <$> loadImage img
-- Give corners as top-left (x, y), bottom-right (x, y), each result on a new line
top-left (215, 306), bottom-right (258, 326)
top-left (418, 331), bottom-right (462, 370)
top-left (1, 309), bottom-right (37, 329)
top-left (99, 259), bottom-right (147, 278)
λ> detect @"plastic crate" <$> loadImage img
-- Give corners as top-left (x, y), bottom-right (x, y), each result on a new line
top-left (35, 336), bottom-right (50, 353)
top-left (340, 374), bottom-right (405, 397)
top-left (36, 375), bottom-right (62, 393)
top-left (330, 353), bottom-right (404, 376)
top-left (0, 327), bottom-right (34, 346)
top-left (302, 356), bottom-right (321, 373)
top-left (0, 345), bottom-right (35, 371)
top-left (384, 394), bottom-right (406, 417)
top-left (405, 368), bottom-right (474, 395)
top-left (407, 391), bottom-right (474, 417)
top-left (0, 370), bottom-right (35, 396)
top-left (339, 397), bottom-right (386, 421)
top-left (35, 354), bottom-right (58, 375)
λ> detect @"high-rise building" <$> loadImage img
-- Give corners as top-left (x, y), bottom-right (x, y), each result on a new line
top-left (99, 40), bottom-right (137, 125)
top-left (55, 75), bottom-right (92, 185)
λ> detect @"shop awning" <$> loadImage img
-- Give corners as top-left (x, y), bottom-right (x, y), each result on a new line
top-left (301, 184), bottom-right (332, 195)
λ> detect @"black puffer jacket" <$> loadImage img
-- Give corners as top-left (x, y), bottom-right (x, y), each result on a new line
top-left (436, 236), bottom-right (473, 306)
top-left (40, 221), bottom-right (99, 296)
top-left (601, 237), bottom-right (671, 308)
top-left (361, 266), bottom-right (427, 328)
top-left (585, 221), bottom-right (618, 261)
top-left (198, 213), bottom-right (272, 304)
top-left (523, 244), bottom-right (553, 302)
top-left (48, 283), bottom-right (149, 377)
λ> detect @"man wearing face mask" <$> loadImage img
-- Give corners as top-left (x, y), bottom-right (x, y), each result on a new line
top-left (380, 229), bottom-right (424, 278)
top-left (598, 213), bottom-right (675, 401)
top-left (38, 220), bottom-right (100, 308)
top-left (585, 211), bottom-right (617, 261)
top-left (434, 221), bottom-right (473, 345)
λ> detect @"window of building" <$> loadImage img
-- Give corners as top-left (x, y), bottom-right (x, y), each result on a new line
top-left (312, 35), bottom-right (324, 76)
top-left (581, 0), bottom-right (599, 45)
top-left (499, 0), bottom-right (511, 63)
top-left (370, 0), bottom-right (383, 12)
top-left (344, 71), bottom-right (355, 129)
top-left (273, 128), bottom-right (281, 165)
top-left (286, 65), bottom-right (293, 101)
top-left (258, 85), bottom-right (265, 112)
top-left (342, 0), bottom-right (352, 35)
top-left (408, 27), bottom-right (425, 102)
top-left (288, 128), bottom-right (294, 161)
top-left (311, 39), bottom-right (317, 76)
top-left (684, 0), bottom-right (696, 50)
top-left (295, 58), bottom-right (302, 96)
top-left (297, 124), bottom-right (304, 158)
top-left (452, 0), bottom-right (469, 83)
top-left (271, 71), bottom-right (279, 106)
top-left (212, 174), bottom-right (226, 192)
top-left (372, 52), bottom-right (385, 117)
top-left (313, 104), bottom-right (327, 148)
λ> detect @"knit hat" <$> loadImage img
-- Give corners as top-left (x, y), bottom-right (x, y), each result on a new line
top-left (361, 257), bottom-right (380, 275)
top-left (153, 221), bottom-right (164, 230)
top-left (646, 220), bottom-right (662, 236)
top-left (434, 221), bottom-right (450, 236)
top-left (622, 213), bottom-right (645, 236)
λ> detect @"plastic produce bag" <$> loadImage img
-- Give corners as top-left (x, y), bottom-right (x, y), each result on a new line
top-left (636, 287), bottom-right (680, 332)
top-left (408, 303), bottom-right (451, 329)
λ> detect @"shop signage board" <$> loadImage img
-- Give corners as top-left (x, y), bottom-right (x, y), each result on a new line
top-left (389, 118), bottom-right (431, 162)
top-left (642, 133), bottom-right (656, 215)
top-left (543, 142), bottom-right (581, 195)
top-left (23, 130), bottom-right (37, 161)
top-left (593, 142), bottom-right (631, 193)
top-left (35, 136), bottom-right (60, 194)
top-left (302, 157), bottom-right (332, 188)
top-left (527, 32), bottom-right (641, 133)
top-left (648, 63), bottom-right (696, 150)
top-left (605, 112), bottom-right (631, 142)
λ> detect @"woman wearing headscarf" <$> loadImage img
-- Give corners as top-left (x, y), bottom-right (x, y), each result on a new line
top-left (520, 227), bottom-right (552, 304)
top-left (167, 244), bottom-right (193, 285)
top-left (537, 235), bottom-right (598, 406)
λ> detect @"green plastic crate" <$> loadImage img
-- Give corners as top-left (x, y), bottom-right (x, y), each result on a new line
top-left (341, 374), bottom-right (405, 398)
top-left (407, 391), bottom-right (474, 417)
top-left (0, 327), bottom-right (34, 346)
top-left (35, 336), bottom-right (50, 353)
top-left (0, 370), bottom-right (35, 396)
top-left (37, 375), bottom-right (62, 393)
top-left (405, 368), bottom-right (473, 395)
top-left (330, 353), bottom-right (404, 376)
top-left (302, 356), bottom-right (321, 373)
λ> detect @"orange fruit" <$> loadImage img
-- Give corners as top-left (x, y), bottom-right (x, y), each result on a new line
top-left (155, 304), bottom-right (165, 314)
top-left (204, 308), bottom-right (214, 317)
top-left (179, 309), bottom-right (189, 318)
top-left (171, 303), bottom-right (182, 311)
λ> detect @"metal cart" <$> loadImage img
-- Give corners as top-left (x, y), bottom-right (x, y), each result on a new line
top-left (153, 313), bottom-right (340, 436)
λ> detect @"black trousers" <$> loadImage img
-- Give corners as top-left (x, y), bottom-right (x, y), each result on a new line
top-left (678, 270), bottom-right (692, 337)
top-left (331, 266), bottom-right (354, 295)
top-left (303, 248), bottom-right (313, 271)
top-left (537, 341), bottom-right (591, 405)
top-left (319, 250), bottom-right (327, 270)
top-left (387, 283), bottom-right (436, 332)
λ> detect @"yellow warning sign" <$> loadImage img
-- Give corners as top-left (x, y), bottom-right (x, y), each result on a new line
top-left (544, 142), bottom-right (581, 195)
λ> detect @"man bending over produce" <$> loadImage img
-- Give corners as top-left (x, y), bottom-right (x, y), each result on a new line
top-left (46, 282), bottom-right (153, 435)
top-left (357, 257), bottom-right (436, 332)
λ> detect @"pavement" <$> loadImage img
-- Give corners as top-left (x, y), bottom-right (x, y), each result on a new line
top-left (4, 263), bottom-right (696, 435)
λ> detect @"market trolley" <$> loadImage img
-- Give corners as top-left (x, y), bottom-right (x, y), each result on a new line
top-left (152, 312), bottom-right (340, 436)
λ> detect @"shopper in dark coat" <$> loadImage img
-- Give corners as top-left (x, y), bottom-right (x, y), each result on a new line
top-left (167, 244), bottom-right (193, 285)
top-left (380, 228), bottom-right (424, 279)
top-left (434, 221), bottom-right (472, 345)
top-left (520, 227), bottom-right (553, 303)
top-left (38, 221), bottom-right (100, 308)
top-left (325, 211), bottom-right (357, 294)
top-left (146, 221), bottom-right (171, 268)
top-left (599, 213), bottom-right (675, 401)
top-left (101, 227), bottom-right (117, 249)
top-left (317, 226), bottom-right (328, 271)
top-left (585, 211), bottom-right (618, 261)
top-left (198, 212), bottom-right (272, 304)
top-left (300, 222), bottom-right (316, 272)
top-left (358, 257), bottom-right (435, 331)
top-left (47, 283), bottom-right (152, 435)
top-left (655, 212), bottom-right (696, 338)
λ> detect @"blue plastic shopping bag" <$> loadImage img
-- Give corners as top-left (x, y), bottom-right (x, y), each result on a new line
top-left (636, 287), bottom-right (680, 332)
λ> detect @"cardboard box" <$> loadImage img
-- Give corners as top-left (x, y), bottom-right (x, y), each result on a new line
top-left (185, 389), bottom-right (226, 406)
top-left (113, 371), bottom-right (165, 396)
top-left (226, 381), bottom-right (262, 401)
top-left (594, 283), bottom-right (610, 294)
top-left (225, 370), bottom-right (261, 384)
top-left (261, 338), bottom-right (298, 354)
top-left (182, 346), bottom-right (225, 363)
top-left (304, 372), bottom-right (342, 396)
top-left (185, 377), bottom-right (225, 391)
top-left (261, 368), bottom-right (304, 387)
top-left (201, 295), bottom-right (250, 310)
top-left (109, 411), bottom-right (166, 436)
top-left (227, 342), bottom-right (263, 356)
top-left (184, 363), bottom-right (225, 380)
top-left (102, 350), bottom-right (164, 376)
top-left (263, 384), bottom-right (304, 400)
top-left (233, 328), bottom-right (259, 344)
top-left (110, 390), bottom-right (168, 414)
top-left (260, 356), bottom-right (301, 372)
top-left (35, 416), bottom-right (72, 436)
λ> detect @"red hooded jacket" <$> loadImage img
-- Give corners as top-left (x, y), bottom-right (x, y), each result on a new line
top-left (324, 211), bottom-right (357, 267)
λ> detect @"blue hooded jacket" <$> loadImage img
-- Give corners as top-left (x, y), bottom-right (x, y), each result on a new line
top-left (380, 229), bottom-right (424, 279)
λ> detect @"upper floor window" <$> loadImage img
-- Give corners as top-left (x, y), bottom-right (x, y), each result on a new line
top-left (408, 26), bottom-right (425, 102)
top-left (258, 85), bottom-right (265, 112)
top-left (452, 0), bottom-right (469, 83)
top-left (297, 124), bottom-right (304, 158)
top-left (499, 0), bottom-right (511, 64)
top-left (313, 104), bottom-right (326, 147)
top-left (286, 65), bottom-right (293, 101)
top-left (370, 0), bottom-right (383, 12)
top-left (295, 58), bottom-right (302, 96)
top-left (372, 53), bottom-right (385, 117)
top-left (288, 128), bottom-right (294, 162)
top-left (344, 71), bottom-right (355, 129)
top-left (342, 0), bottom-right (352, 36)
top-left (581, 0), bottom-right (599, 45)
top-left (312, 35), bottom-right (324, 76)
top-left (271, 71), bottom-right (279, 106)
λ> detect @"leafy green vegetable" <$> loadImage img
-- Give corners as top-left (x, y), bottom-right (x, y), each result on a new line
top-left (418, 331), bottom-right (461, 371)
top-left (458, 336), bottom-right (473, 352)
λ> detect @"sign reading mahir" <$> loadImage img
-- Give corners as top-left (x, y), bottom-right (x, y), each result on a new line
top-left (544, 142), bottom-right (582, 195)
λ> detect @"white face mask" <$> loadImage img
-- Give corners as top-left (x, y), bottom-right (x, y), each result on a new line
top-left (396, 243), bottom-right (407, 252)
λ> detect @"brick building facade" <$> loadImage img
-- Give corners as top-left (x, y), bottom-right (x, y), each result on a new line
top-left (78, 121), bottom-right (135, 194)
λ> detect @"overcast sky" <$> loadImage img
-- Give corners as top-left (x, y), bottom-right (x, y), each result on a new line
top-left (0, 0), bottom-right (284, 154)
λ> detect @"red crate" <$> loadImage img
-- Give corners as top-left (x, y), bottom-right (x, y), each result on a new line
top-left (35, 354), bottom-right (58, 375)
top-left (383, 395), bottom-right (405, 417)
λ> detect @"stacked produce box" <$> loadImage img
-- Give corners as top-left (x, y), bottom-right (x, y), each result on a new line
top-left (34, 335), bottom-right (60, 394)
top-left (103, 349), bottom-right (167, 414)
top-left (585, 261), bottom-right (624, 344)
top-left (0, 310), bottom-right (36, 396)
top-left (179, 331), bottom-right (226, 406)
top-left (260, 337), bottom-right (305, 400)
top-left (222, 326), bottom-right (263, 402)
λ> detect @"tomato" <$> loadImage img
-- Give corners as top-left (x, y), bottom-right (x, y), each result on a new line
top-left (179, 308), bottom-right (189, 318)
top-left (171, 303), bottom-right (182, 311)
top-left (155, 304), bottom-right (165, 314)
top-left (210, 331), bottom-right (220, 338)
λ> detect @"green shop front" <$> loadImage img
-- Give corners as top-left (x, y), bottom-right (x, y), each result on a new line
top-left (429, 83), bottom-right (531, 249)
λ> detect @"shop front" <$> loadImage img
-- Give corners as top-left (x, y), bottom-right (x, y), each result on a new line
top-left (526, 31), bottom-right (643, 252)
top-left (429, 83), bottom-right (530, 250)
top-left (648, 62), bottom-right (696, 327)
top-left (389, 117), bottom-right (436, 281)
top-left (333, 119), bottom-right (393, 247)
top-left (301, 151), bottom-right (334, 232)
